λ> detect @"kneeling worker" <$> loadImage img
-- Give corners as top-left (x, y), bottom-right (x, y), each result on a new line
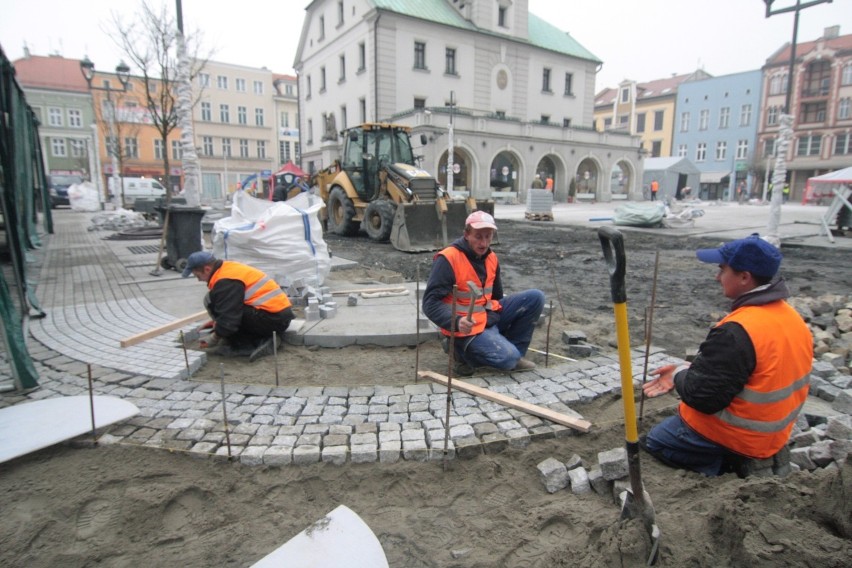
top-left (641, 234), bottom-right (812, 476)
top-left (422, 211), bottom-right (545, 376)
top-left (183, 251), bottom-right (294, 362)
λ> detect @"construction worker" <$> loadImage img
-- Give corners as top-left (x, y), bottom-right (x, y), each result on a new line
top-left (650, 179), bottom-right (659, 201)
top-left (641, 234), bottom-right (812, 476)
top-left (422, 211), bottom-right (545, 376)
top-left (531, 174), bottom-right (544, 189)
top-left (183, 251), bottom-right (294, 362)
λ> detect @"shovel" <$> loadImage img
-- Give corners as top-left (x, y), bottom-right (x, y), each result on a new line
top-left (598, 226), bottom-right (660, 565)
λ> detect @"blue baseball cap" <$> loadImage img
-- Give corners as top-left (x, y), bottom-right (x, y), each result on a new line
top-left (182, 251), bottom-right (216, 277)
top-left (695, 234), bottom-right (781, 278)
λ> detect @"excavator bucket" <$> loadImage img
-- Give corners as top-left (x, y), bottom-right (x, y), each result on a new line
top-left (390, 198), bottom-right (494, 252)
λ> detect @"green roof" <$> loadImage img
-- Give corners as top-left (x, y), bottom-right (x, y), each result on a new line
top-left (370, 0), bottom-right (601, 63)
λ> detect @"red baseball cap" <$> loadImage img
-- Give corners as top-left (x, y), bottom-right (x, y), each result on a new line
top-left (465, 210), bottom-right (497, 230)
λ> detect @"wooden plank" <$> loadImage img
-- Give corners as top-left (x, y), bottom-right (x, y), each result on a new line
top-left (331, 286), bottom-right (407, 296)
top-left (119, 310), bottom-right (209, 347)
top-left (418, 370), bottom-right (592, 432)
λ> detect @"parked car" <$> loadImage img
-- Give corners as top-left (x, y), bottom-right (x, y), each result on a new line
top-left (48, 174), bottom-right (84, 208)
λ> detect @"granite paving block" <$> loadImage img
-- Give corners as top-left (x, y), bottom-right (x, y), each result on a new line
top-left (322, 445), bottom-right (348, 465)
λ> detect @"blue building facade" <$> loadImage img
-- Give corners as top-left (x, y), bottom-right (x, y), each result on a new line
top-left (672, 70), bottom-right (763, 201)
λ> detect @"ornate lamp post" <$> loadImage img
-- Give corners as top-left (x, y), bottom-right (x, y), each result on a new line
top-left (80, 56), bottom-right (130, 208)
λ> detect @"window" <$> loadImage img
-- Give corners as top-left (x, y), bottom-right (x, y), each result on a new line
top-left (67, 108), bottom-right (82, 128)
top-left (801, 102), bottom-right (826, 123)
top-left (70, 139), bottom-right (86, 157)
top-left (307, 119), bottom-right (314, 144)
top-left (339, 54), bottom-right (346, 81)
top-left (253, 80), bottom-right (263, 95)
top-left (359, 98), bottom-right (366, 123)
top-left (767, 105), bottom-right (779, 125)
top-left (319, 15), bottom-right (325, 39)
top-left (834, 133), bottom-right (852, 155)
top-left (106, 136), bottom-right (118, 156)
top-left (764, 138), bottom-right (776, 158)
top-left (171, 140), bottom-right (182, 160)
top-left (736, 139), bottom-right (749, 160)
top-left (843, 64), bottom-right (852, 86)
top-left (236, 78), bottom-right (246, 92)
top-left (280, 140), bottom-right (290, 163)
top-left (125, 137), bottom-right (138, 158)
top-left (51, 137), bottom-right (66, 156)
top-left (257, 140), bottom-right (266, 159)
top-left (285, 83), bottom-right (294, 96)
top-left (222, 138), bottom-right (232, 157)
top-left (414, 42), bottom-right (426, 70)
top-left (48, 107), bottom-right (63, 126)
top-left (199, 73), bottom-right (210, 87)
top-left (220, 104), bottom-right (230, 123)
top-left (562, 118), bottom-right (571, 127)
top-left (340, 105), bottom-right (347, 129)
top-left (306, 76), bottom-right (312, 98)
top-left (201, 102), bottom-right (211, 121)
top-left (699, 109), bottom-right (709, 130)
top-left (838, 97), bottom-right (851, 120)
top-left (445, 48), bottom-right (456, 75)
top-left (217, 75), bottom-right (228, 89)
top-left (255, 108), bottom-right (264, 126)
top-left (238, 106), bottom-right (247, 125)
top-left (651, 141), bottom-right (662, 157)
top-left (680, 111), bottom-right (690, 132)
top-left (696, 142), bottom-right (707, 162)
top-left (802, 60), bottom-right (831, 97)
top-left (677, 144), bottom-right (687, 157)
top-left (542, 68), bottom-right (551, 92)
top-left (498, 6), bottom-right (508, 27)
top-left (414, 97), bottom-right (426, 109)
top-left (618, 114), bottom-right (629, 126)
top-left (740, 104), bottom-right (752, 126)
top-left (280, 111), bottom-right (290, 128)
top-left (796, 134), bottom-right (822, 156)
top-left (636, 113), bottom-right (646, 133)
top-left (620, 87), bottom-right (629, 103)
top-left (653, 110), bottom-right (664, 131)
top-left (540, 115), bottom-right (550, 124)
top-left (769, 74), bottom-right (787, 95)
top-left (716, 141), bottom-right (727, 161)
top-left (154, 139), bottom-right (164, 159)
top-left (358, 42), bottom-right (366, 71)
top-left (564, 73), bottom-right (574, 96)
top-left (337, 1), bottom-right (344, 25)
top-left (604, 117), bottom-right (612, 128)
top-left (719, 107), bottom-right (730, 128)
top-left (320, 66), bottom-right (326, 92)
top-left (239, 139), bottom-right (249, 158)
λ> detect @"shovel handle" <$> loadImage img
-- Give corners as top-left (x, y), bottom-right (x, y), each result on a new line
top-left (598, 226), bottom-right (626, 304)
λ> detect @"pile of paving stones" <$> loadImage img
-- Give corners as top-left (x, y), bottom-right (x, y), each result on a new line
top-left (536, 447), bottom-right (642, 500)
top-left (789, 293), bottom-right (852, 375)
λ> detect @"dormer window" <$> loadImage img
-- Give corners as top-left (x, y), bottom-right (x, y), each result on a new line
top-left (620, 87), bottom-right (630, 103)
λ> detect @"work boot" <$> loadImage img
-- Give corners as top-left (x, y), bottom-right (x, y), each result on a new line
top-left (249, 336), bottom-right (280, 362)
top-left (512, 357), bottom-right (536, 371)
top-left (452, 361), bottom-right (475, 377)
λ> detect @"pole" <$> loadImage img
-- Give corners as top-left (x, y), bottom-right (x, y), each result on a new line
top-left (87, 364), bottom-right (98, 445)
top-left (220, 363), bottom-right (233, 460)
top-left (90, 123), bottom-right (105, 208)
top-left (762, 154), bottom-right (771, 202)
top-left (106, 90), bottom-right (122, 209)
top-left (443, 285), bottom-right (458, 471)
top-left (447, 91), bottom-right (454, 195)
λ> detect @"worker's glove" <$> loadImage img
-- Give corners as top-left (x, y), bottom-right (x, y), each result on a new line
top-left (200, 332), bottom-right (222, 349)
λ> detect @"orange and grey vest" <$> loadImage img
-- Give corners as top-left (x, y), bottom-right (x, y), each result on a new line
top-left (437, 247), bottom-right (501, 337)
top-left (208, 261), bottom-right (292, 313)
top-left (679, 301), bottom-right (812, 458)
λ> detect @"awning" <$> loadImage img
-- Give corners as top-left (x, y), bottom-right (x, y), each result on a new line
top-left (700, 171), bottom-right (730, 184)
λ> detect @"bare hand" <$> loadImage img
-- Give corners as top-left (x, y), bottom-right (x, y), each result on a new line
top-left (642, 364), bottom-right (677, 398)
top-left (458, 316), bottom-right (474, 335)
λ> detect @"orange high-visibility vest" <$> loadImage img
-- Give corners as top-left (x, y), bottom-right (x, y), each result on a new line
top-left (679, 301), bottom-right (812, 458)
top-left (208, 261), bottom-right (292, 313)
top-left (437, 247), bottom-right (501, 337)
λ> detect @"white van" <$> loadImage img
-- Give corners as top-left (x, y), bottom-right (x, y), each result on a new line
top-left (109, 177), bottom-right (167, 206)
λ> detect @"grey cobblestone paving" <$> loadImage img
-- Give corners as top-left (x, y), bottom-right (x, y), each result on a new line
top-left (1, 210), bottom-right (685, 465)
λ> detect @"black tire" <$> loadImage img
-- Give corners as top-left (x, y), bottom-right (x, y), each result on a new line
top-left (363, 199), bottom-right (396, 241)
top-left (160, 256), bottom-right (172, 270)
top-left (327, 186), bottom-right (359, 236)
top-left (175, 258), bottom-right (188, 273)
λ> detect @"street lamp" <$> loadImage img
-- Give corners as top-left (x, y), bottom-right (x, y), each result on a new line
top-left (80, 56), bottom-right (130, 208)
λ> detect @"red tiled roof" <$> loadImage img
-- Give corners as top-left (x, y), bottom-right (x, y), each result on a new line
top-left (766, 32), bottom-right (852, 66)
top-left (595, 71), bottom-right (709, 106)
top-left (13, 54), bottom-right (90, 93)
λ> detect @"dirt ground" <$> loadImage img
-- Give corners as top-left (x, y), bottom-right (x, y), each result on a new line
top-left (2, 221), bottom-right (851, 567)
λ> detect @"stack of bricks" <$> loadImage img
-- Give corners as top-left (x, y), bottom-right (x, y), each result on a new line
top-left (525, 189), bottom-right (553, 221)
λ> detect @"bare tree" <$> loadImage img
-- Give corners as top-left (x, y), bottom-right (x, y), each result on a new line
top-left (108, 1), bottom-right (209, 202)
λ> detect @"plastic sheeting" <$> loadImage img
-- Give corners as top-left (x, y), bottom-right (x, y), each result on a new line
top-left (212, 190), bottom-right (331, 287)
top-left (613, 203), bottom-right (666, 227)
top-left (68, 182), bottom-right (101, 212)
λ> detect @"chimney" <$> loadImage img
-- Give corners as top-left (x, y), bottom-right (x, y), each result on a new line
top-left (824, 25), bottom-right (840, 39)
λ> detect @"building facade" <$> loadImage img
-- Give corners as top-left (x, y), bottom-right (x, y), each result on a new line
top-left (273, 74), bottom-right (300, 168)
top-left (673, 70), bottom-right (763, 201)
top-left (295, 0), bottom-right (644, 202)
top-left (758, 26), bottom-right (852, 202)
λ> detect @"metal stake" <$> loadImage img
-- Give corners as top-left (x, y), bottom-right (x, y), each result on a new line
top-left (180, 330), bottom-right (191, 378)
top-left (545, 300), bottom-right (553, 368)
top-left (639, 250), bottom-right (660, 423)
top-left (415, 264), bottom-right (421, 382)
top-left (443, 285), bottom-right (458, 471)
top-left (220, 363), bottom-right (233, 460)
top-left (549, 263), bottom-right (566, 319)
top-left (87, 364), bottom-right (98, 445)
top-left (273, 331), bottom-right (280, 386)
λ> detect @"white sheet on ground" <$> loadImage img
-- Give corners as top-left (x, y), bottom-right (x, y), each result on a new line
top-left (613, 203), bottom-right (666, 227)
top-left (212, 190), bottom-right (331, 287)
top-left (68, 182), bottom-right (101, 212)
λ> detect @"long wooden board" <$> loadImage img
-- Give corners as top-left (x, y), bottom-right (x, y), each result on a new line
top-left (119, 310), bottom-right (209, 347)
top-left (418, 370), bottom-right (592, 433)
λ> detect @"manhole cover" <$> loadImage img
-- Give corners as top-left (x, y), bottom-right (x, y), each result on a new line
top-left (127, 245), bottom-right (161, 255)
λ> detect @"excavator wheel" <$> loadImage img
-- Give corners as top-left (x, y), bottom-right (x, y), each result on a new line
top-left (327, 186), bottom-right (359, 236)
top-left (363, 199), bottom-right (397, 241)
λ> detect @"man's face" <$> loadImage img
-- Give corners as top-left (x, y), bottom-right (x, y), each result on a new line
top-left (715, 264), bottom-right (755, 299)
top-left (464, 227), bottom-right (495, 256)
top-left (191, 265), bottom-right (213, 283)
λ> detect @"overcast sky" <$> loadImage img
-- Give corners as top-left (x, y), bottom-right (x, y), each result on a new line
top-left (1, 0), bottom-right (848, 90)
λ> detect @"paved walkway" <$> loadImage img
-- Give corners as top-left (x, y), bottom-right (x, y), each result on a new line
top-left (1, 209), bottom-right (686, 465)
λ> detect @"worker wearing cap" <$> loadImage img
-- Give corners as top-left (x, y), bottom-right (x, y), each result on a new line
top-left (183, 251), bottom-right (294, 361)
top-left (422, 210), bottom-right (545, 376)
top-left (642, 234), bottom-right (813, 476)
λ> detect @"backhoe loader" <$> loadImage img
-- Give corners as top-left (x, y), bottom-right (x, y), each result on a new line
top-left (312, 122), bottom-right (493, 252)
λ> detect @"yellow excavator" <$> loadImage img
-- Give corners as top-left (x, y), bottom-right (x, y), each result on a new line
top-left (312, 122), bottom-right (493, 252)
